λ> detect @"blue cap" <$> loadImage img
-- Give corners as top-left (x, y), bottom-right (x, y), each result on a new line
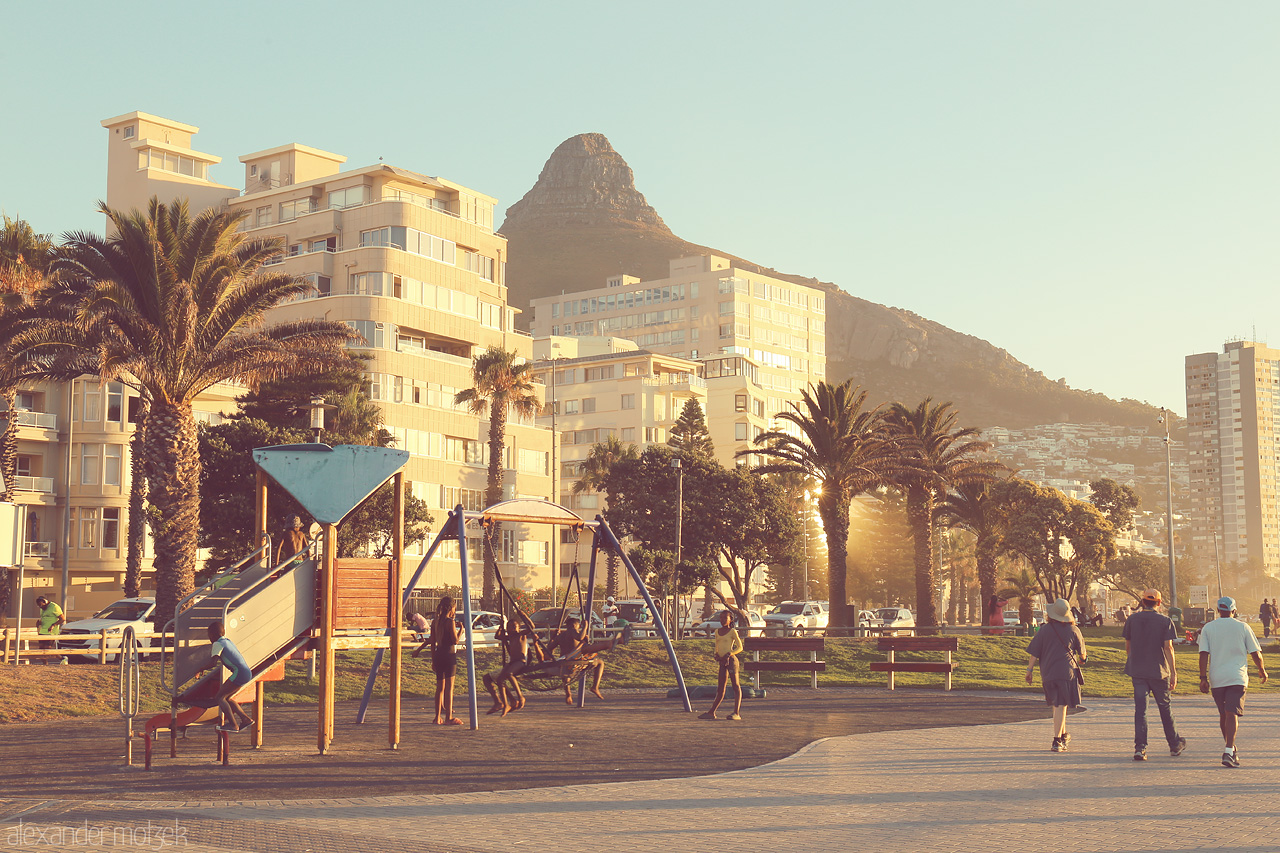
top-left (1218, 596), bottom-right (1236, 611)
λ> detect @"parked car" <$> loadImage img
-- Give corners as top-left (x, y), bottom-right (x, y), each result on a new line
top-left (856, 609), bottom-right (878, 628)
top-left (528, 607), bottom-right (607, 637)
top-left (1002, 609), bottom-right (1045, 628)
top-left (762, 601), bottom-right (829, 636)
top-left (464, 610), bottom-right (507, 647)
top-left (874, 606), bottom-right (916, 635)
top-left (690, 609), bottom-right (766, 637)
top-left (58, 597), bottom-right (156, 662)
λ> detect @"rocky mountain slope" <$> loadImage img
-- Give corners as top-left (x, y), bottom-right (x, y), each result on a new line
top-left (500, 134), bottom-right (1161, 430)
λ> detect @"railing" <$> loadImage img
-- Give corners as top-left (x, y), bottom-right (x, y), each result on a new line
top-left (642, 374), bottom-right (707, 390)
top-left (0, 410), bottom-right (57, 429)
top-left (13, 476), bottom-right (54, 493)
top-left (24, 541), bottom-right (52, 558)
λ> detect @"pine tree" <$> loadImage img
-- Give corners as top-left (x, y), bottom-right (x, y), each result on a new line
top-left (668, 398), bottom-right (714, 458)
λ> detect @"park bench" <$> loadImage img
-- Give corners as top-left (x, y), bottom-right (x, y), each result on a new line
top-left (870, 636), bottom-right (959, 690)
top-left (742, 636), bottom-right (826, 689)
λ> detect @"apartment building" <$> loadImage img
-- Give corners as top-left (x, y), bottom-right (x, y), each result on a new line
top-left (1185, 340), bottom-right (1280, 575)
top-left (528, 254), bottom-right (828, 461)
top-left (6, 111), bottom-right (557, 622)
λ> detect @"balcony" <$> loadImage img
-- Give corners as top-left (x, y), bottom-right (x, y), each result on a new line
top-left (1, 410), bottom-right (57, 430)
top-left (13, 476), bottom-right (55, 493)
top-left (642, 374), bottom-right (707, 391)
top-left (24, 541), bottom-right (52, 558)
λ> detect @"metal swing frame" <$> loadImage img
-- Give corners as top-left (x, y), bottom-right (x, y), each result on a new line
top-left (356, 499), bottom-right (692, 730)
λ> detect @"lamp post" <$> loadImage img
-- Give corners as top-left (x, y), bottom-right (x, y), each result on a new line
top-left (1160, 408), bottom-right (1178, 608)
top-left (541, 344), bottom-right (561, 600)
top-left (671, 456), bottom-right (683, 640)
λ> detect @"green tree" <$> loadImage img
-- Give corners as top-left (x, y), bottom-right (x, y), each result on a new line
top-left (1089, 478), bottom-right (1140, 534)
top-left (738, 380), bottom-right (890, 629)
top-left (572, 435), bottom-right (639, 596)
top-left (938, 477), bottom-right (1010, 625)
top-left (998, 567), bottom-right (1041, 626)
top-left (994, 478), bottom-right (1117, 604)
top-left (667, 397), bottom-right (714, 458)
top-left (1096, 548), bottom-right (1170, 602)
top-left (454, 346), bottom-right (540, 610)
top-left (235, 353), bottom-right (372, 428)
top-left (605, 445), bottom-right (722, 563)
top-left (882, 398), bottom-right (1000, 627)
top-left (22, 198), bottom-right (356, 623)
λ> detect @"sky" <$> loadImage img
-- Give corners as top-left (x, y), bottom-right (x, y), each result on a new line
top-left (4, 1), bottom-right (1279, 417)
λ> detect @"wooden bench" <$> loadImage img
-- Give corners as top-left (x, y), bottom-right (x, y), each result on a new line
top-left (870, 636), bottom-right (959, 690)
top-left (742, 636), bottom-right (826, 689)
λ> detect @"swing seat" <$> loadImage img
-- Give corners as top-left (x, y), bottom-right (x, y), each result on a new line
top-left (515, 658), bottom-right (597, 691)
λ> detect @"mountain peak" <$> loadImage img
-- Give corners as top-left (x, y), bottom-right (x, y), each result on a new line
top-left (501, 133), bottom-right (668, 232)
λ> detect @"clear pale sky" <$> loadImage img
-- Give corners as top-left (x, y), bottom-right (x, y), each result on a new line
top-left (4, 1), bottom-right (1278, 417)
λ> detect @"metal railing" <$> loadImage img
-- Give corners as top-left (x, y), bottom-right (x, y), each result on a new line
top-left (13, 476), bottom-right (54, 493)
top-left (24, 541), bottom-right (52, 558)
top-left (1, 410), bottom-right (57, 429)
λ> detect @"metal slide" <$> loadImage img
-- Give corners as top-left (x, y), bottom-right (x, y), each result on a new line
top-left (162, 542), bottom-right (318, 701)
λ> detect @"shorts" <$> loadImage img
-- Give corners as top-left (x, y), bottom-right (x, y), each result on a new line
top-left (432, 651), bottom-right (458, 678)
top-left (1042, 678), bottom-right (1082, 708)
top-left (718, 654), bottom-right (741, 679)
top-left (1212, 685), bottom-right (1247, 717)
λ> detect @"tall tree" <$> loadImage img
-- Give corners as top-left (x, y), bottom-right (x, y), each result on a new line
top-left (938, 477), bottom-right (1010, 625)
top-left (572, 434), bottom-right (639, 596)
top-left (883, 398), bottom-right (1000, 628)
top-left (1089, 478), bottom-right (1140, 534)
top-left (667, 397), bottom-right (714, 458)
top-left (454, 346), bottom-right (540, 610)
top-left (19, 198), bottom-right (356, 624)
top-left (998, 567), bottom-right (1040, 626)
top-left (738, 380), bottom-right (890, 629)
top-left (0, 216), bottom-right (56, 501)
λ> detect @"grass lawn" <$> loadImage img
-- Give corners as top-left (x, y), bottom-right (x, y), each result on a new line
top-left (5, 630), bottom-right (1278, 724)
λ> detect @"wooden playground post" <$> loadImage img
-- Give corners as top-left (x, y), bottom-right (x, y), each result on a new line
top-left (389, 472), bottom-right (404, 749)
top-left (254, 469), bottom-right (268, 565)
top-left (318, 523), bottom-right (337, 754)
top-left (253, 682), bottom-right (265, 749)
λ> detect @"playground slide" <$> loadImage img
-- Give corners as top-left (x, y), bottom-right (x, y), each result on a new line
top-left (167, 556), bottom-right (318, 701)
top-left (144, 704), bottom-right (219, 736)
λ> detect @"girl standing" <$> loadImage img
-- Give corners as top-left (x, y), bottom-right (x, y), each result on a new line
top-left (431, 596), bottom-right (463, 725)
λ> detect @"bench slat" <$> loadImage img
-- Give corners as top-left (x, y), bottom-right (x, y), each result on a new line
top-left (742, 660), bottom-right (827, 672)
top-left (870, 661), bottom-right (955, 674)
top-left (742, 638), bottom-right (825, 652)
top-left (876, 638), bottom-right (959, 652)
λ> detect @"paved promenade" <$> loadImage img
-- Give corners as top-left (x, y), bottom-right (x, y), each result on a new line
top-left (7, 694), bottom-right (1280, 852)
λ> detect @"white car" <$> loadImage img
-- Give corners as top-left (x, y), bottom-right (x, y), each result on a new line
top-left (763, 601), bottom-right (829, 636)
top-left (691, 609), bottom-right (766, 637)
top-left (874, 606), bottom-right (916, 635)
top-left (58, 597), bottom-right (156, 662)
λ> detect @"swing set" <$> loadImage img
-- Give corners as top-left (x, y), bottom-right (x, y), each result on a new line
top-left (357, 498), bottom-right (691, 729)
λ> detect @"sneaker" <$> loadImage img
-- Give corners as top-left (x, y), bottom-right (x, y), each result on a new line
top-left (1060, 732), bottom-right (1071, 748)
top-left (1051, 737), bottom-right (1065, 753)
top-left (1222, 749), bottom-right (1240, 768)
top-left (726, 713), bottom-right (742, 721)
top-left (1133, 746), bottom-right (1147, 761)
top-left (1170, 736), bottom-right (1187, 757)
top-left (697, 711), bottom-right (718, 721)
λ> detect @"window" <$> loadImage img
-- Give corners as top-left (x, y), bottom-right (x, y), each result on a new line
top-left (255, 206), bottom-right (273, 227)
top-left (645, 427), bottom-right (662, 442)
top-left (735, 394), bottom-right (748, 412)
top-left (123, 126), bottom-right (135, 139)
top-left (621, 428), bottom-right (635, 442)
top-left (310, 236), bottom-right (337, 253)
top-left (81, 444), bottom-right (99, 485)
top-left (621, 394), bottom-right (635, 410)
top-left (80, 508), bottom-right (98, 549)
top-left (104, 445), bottom-right (122, 487)
top-left (280, 199), bottom-right (315, 221)
top-left (248, 164), bottom-right (258, 177)
top-left (735, 422), bottom-right (748, 441)
top-left (564, 400), bottom-right (579, 415)
top-left (327, 186), bottom-right (367, 209)
top-left (585, 366), bottom-right (615, 382)
top-left (106, 383), bottom-right (124, 423)
top-left (581, 398), bottom-right (596, 414)
top-left (82, 383), bottom-right (101, 422)
top-left (501, 530), bottom-right (518, 563)
top-left (102, 508), bottom-right (120, 550)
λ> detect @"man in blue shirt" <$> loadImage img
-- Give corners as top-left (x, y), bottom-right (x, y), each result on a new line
top-left (199, 620), bottom-right (255, 732)
top-left (1123, 589), bottom-right (1185, 761)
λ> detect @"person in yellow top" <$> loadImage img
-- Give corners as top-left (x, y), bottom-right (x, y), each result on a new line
top-left (699, 610), bottom-right (744, 721)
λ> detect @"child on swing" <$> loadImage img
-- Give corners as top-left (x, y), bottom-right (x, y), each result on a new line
top-left (553, 616), bottom-right (623, 704)
top-left (484, 611), bottom-right (545, 716)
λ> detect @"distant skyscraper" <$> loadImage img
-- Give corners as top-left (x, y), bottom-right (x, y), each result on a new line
top-left (1184, 340), bottom-right (1280, 576)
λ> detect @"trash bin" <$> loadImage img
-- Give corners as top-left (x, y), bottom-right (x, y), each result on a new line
top-left (1168, 606), bottom-right (1183, 635)
top-left (1015, 625), bottom-right (1027, 637)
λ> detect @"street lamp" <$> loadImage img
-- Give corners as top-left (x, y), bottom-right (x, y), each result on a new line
top-left (1159, 408), bottom-right (1178, 610)
top-left (671, 457), bottom-right (683, 639)
top-left (539, 343), bottom-right (562, 599)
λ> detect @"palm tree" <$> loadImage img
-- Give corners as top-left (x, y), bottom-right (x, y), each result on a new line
top-left (573, 435), bottom-right (640, 596)
top-left (16, 198), bottom-right (357, 624)
top-left (939, 475), bottom-right (1011, 626)
top-left (454, 346), bottom-right (541, 609)
top-left (0, 217), bottom-right (56, 500)
top-left (998, 567), bottom-right (1041, 628)
top-left (883, 399), bottom-right (1001, 628)
top-left (737, 380), bottom-right (889, 630)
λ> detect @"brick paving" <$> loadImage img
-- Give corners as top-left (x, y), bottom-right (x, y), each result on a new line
top-left (7, 693), bottom-right (1280, 852)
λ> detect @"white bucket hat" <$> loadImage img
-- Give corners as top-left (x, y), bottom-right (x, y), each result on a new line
top-left (1046, 598), bottom-right (1075, 623)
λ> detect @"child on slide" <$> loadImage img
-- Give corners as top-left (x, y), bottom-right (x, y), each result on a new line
top-left (198, 620), bottom-right (256, 733)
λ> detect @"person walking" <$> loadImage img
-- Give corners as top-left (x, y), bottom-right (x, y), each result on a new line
top-left (1025, 598), bottom-right (1087, 752)
top-left (1123, 589), bottom-right (1186, 761)
top-left (1259, 599), bottom-right (1272, 638)
top-left (33, 595), bottom-right (65, 651)
top-left (1198, 596), bottom-right (1267, 768)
